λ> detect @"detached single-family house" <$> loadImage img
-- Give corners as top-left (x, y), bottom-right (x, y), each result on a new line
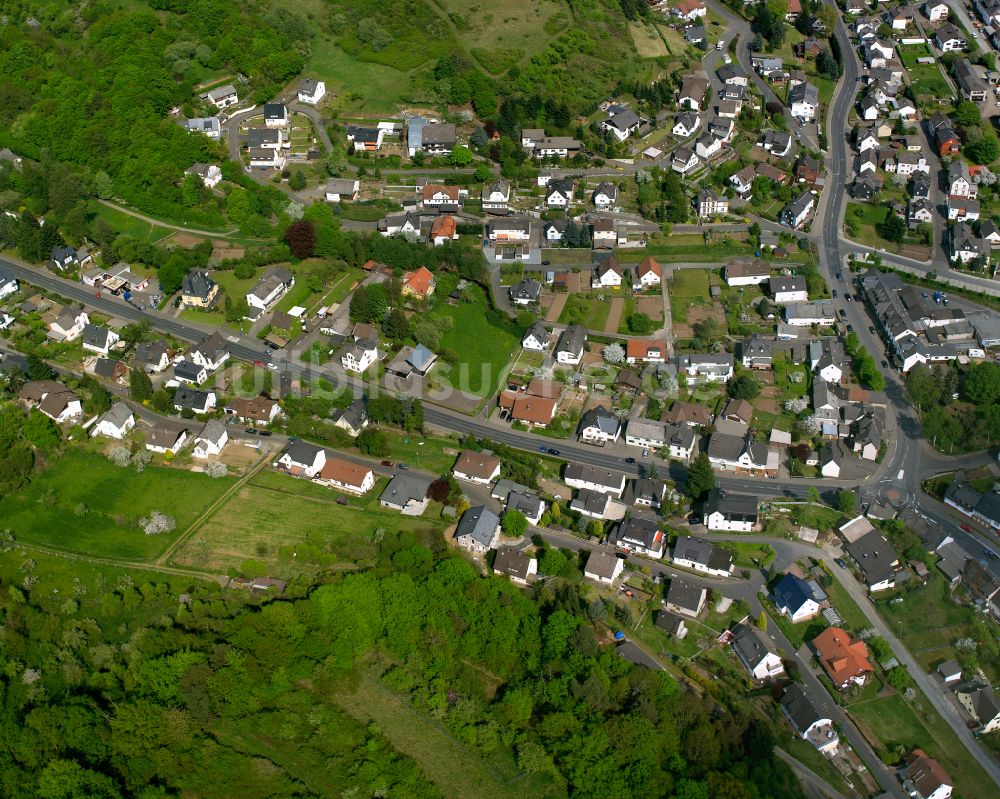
top-left (780, 684), bottom-right (839, 752)
top-left (789, 82), bottom-right (819, 121)
top-left (521, 321), bottom-right (551, 351)
top-left (673, 111), bottom-right (701, 138)
top-left (192, 420), bottom-right (229, 459)
top-left (772, 573), bottom-right (822, 622)
top-left (180, 269), bottom-right (219, 308)
top-left (703, 488), bottom-right (759, 532)
top-left (325, 178), bottom-right (360, 203)
top-left (781, 192), bottom-right (815, 229)
top-left (564, 463), bottom-right (625, 497)
top-left (592, 256), bottom-right (623, 289)
top-left (677, 353), bottom-right (734, 383)
top-left (671, 146), bottom-right (700, 175)
top-left (845, 530), bottom-right (900, 592)
top-left (455, 505), bottom-right (501, 554)
top-left (664, 578), bottom-right (707, 618)
top-left (185, 163), bottom-right (222, 188)
top-left (146, 424), bottom-right (188, 454)
top-left (297, 78), bottom-right (326, 105)
top-left (263, 102), bottom-right (288, 128)
top-left (189, 332), bottom-right (230, 372)
top-left (49, 308), bottom-right (89, 342)
top-left (633, 256), bottom-right (662, 290)
top-left (246, 267), bottom-right (295, 313)
top-left (672, 535), bottom-right (734, 577)
top-left (731, 622), bottom-right (785, 680)
top-left (331, 399), bottom-right (368, 437)
top-left (276, 440), bottom-right (327, 478)
top-left (578, 406), bottom-right (621, 445)
top-left (493, 548), bottom-right (538, 586)
top-left (316, 457), bottom-right (375, 495)
top-left (226, 395), bottom-right (281, 426)
top-left (0, 268), bottom-right (18, 300)
top-left (173, 387), bottom-right (216, 415)
top-left (678, 75), bottom-right (710, 111)
top-left (957, 685), bottom-right (1000, 733)
top-left (555, 324), bottom-right (586, 365)
top-left (453, 450), bottom-right (502, 484)
top-left (81, 324), bottom-right (120, 357)
top-left (341, 338), bottom-right (378, 373)
top-left (696, 188), bottom-right (729, 217)
top-left (812, 627), bottom-right (874, 688)
top-left (899, 749), bottom-right (953, 799)
top-left (768, 275), bottom-right (808, 303)
top-left (173, 360), bottom-right (208, 386)
top-left (402, 265), bottom-right (436, 299)
top-left (205, 84), bottom-right (238, 109)
top-left (725, 260), bottom-right (771, 286)
top-left (482, 179), bottom-right (511, 213)
top-left (379, 473), bottom-right (431, 514)
top-left (593, 182), bottom-right (619, 209)
top-left (613, 516), bottom-right (665, 559)
top-left (90, 402), bottom-right (135, 440)
top-left (935, 23), bottom-right (967, 52)
top-left (584, 549), bottom-right (624, 584)
top-left (924, 1), bottom-right (948, 23)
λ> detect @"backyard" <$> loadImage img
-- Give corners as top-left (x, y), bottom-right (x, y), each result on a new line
top-left (0, 449), bottom-right (236, 560)
top-left (557, 292), bottom-right (613, 330)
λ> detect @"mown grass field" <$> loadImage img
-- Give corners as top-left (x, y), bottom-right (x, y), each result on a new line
top-left (0, 450), bottom-right (235, 560)
top-left (173, 476), bottom-right (449, 574)
top-left (668, 267), bottom-right (714, 323)
top-left (90, 201), bottom-right (174, 243)
top-left (306, 36), bottom-right (412, 113)
top-left (557, 292), bottom-right (612, 330)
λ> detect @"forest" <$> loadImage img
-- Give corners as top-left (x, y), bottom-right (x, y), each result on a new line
top-left (0, 517), bottom-right (809, 799)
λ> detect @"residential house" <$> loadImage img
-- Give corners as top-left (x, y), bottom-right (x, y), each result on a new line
top-left (812, 627), bottom-right (874, 688)
top-left (956, 684), bottom-right (1000, 733)
top-left (509, 278), bottom-right (541, 306)
top-left (924, 1), bottom-right (948, 22)
top-left (453, 450), bottom-right (502, 484)
top-left (948, 160), bottom-right (976, 198)
top-left (678, 75), bottom-right (710, 111)
top-left (684, 24), bottom-right (706, 45)
top-left (94, 358), bottom-right (126, 383)
top-left (721, 397), bottom-right (753, 426)
top-left (665, 578), bottom-right (707, 618)
top-left (185, 163), bottom-right (222, 188)
top-left (655, 612), bottom-right (689, 639)
top-left (672, 534), bottom-right (735, 577)
top-left (810, 339), bottom-right (847, 383)
top-left (316, 457), bottom-right (375, 494)
top-left (340, 338), bottom-right (379, 373)
top-left (789, 82), bottom-right (819, 121)
top-left (564, 463), bottom-right (626, 496)
top-left (521, 321), bottom-right (551, 351)
top-left (48, 307), bottom-right (89, 341)
top-left (192, 420), bottom-right (228, 459)
top-left (731, 622), bottom-right (785, 680)
top-left (623, 478), bottom-right (666, 510)
top-left (613, 516), bottom-right (665, 558)
top-left (0, 268), bottom-right (18, 300)
top-left (248, 146), bottom-right (286, 170)
top-left (481, 179), bottom-right (511, 213)
top-left (672, 111), bottom-right (701, 138)
top-left (379, 473), bottom-right (431, 514)
top-left (173, 387), bottom-right (216, 414)
top-left (487, 217), bottom-right (531, 243)
top-left (845, 530), bottom-right (900, 592)
top-left (633, 256), bottom-right (662, 290)
top-left (695, 133), bottom-right (722, 160)
top-left (81, 324), bottom-right (120, 356)
top-left (937, 660), bottom-right (963, 684)
top-left (180, 269), bottom-right (219, 308)
top-left (769, 275), bottom-right (808, 303)
top-left (602, 109), bottom-right (641, 141)
top-left (430, 215), bottom-right (458, 246)
top-left (626, 338), bottom-right (667, 364)
top-left (951, 222), bottom-right (988, 265)
top-left (133, 340), bottom-right (171, 374)
top-left (584, 549), bottom-right (624, 584)
top-left (716, 62), bottom-right (748, 87)
top-left (493, 549), bottom-right (538, 586)
top-left (189, 332), bottom-right (230, 371)
top-left (780, 684), bottom-right (839, 752)
top-left (725, 260), bottom-right (771, 285)
top-left (532, 136), bottom-right (581, 158)
top-left (146, 424), bottom-right (188, 454)
top-left (707, 432), bottom-right (778, 476)
top-left (672, 0), bottom-right (707, 20)
top-left (204, 83), bottom-right (238, 109)
top-left (663, 400), bottom-right (713, 427)
top-left (772, 573), bottom-right (822, 622)
top-left (730, 165), bottom-right (757, 196)
top-left (421, 183), bottom-right (462, 209)
top-left (696, 188), bottom-right (729, 217)
top-left (592, 256), bottom-right (623, 288)
top-left (899, 750), bottom-right (953, 799)
top-left (415, 122), bottom-right (456, 156)
top-left (246, 267), bottom-right (294, 314)
top-left (226, 395), bottom-right (281, 426)
top-left (555, 324), bottom-right (587, 365)
top-left (936, 21), bottom-right (967, 50)
top-left (541, 219), bottom-right (566, 242)
top-left (578, 406), bottom-right (621, 445)
top-left (593, 182), bottom-right (619, 209)
top-left (173, 360), bottom-right (208, 385)
top-left (761, 130), bottom-right (794, 157)
top-left (948, 196), bottom-right (981, 222)
top-left (677, 353), bottom-right (734, 383)
top-left (181, 117), bottom-right (222, 138)
top-left (325, 178), bottom-right (360, 202)
top-left (955, 58), bottom-right (988, 101)
top-left (381, 212), bottom-right (421, 238)
top-left (784, 299), bottom-right (836, 326)
top-left (276, 440), bottom-right (326, 478)
top-left (671, 146), bottom-right (700, 174)
top-left (909, 198), bottom-right (934, 228)
top-left (90, 402), bottom-right (135, 440)
top-left (885, 151), bottom-right (930, 177)
top-left (331, 399), bottom-right (368, 437)
top-left (297, 77), bottom-right (326, 104)
top-left (781, 192), bottom-right (815, 229)
top-left (703, 488), bottom-right (759, 532)
top-left (455, 506), bottom-right (501, 554)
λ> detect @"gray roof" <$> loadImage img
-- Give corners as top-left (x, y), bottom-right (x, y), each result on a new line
top-left (962, 685), bottom-right (1000, 723)
top-left (420, 122), bottom-right (457, 145)
top-left (197, 419), bottom-right (228, 445)
top-left (789, 82), bottom-right (819, 105)
top-left (666, 578), bottom-right (705, 613)
top-left (614, 516), bottom-right (661, 550)
top-left (134, 340), bottom-right (168, 367)
top-left (571, 488), bottom-right (612, 516)
top-left (206, 83), bottom-right (236, 101)
top-left (607, 109), bottom-right (640, 131)
top-left (182, 117), bottom-right (221, 134)
top-left (769, 275), bottom-right (807, 295)
top-left (455, 505), bottom-right (500, 548)
top-left (148, 424), bottom-right (187, 449)
top-left (510, 279), bottom-right (541, 302)
top-left (194, 332), bottom-right (229, 362)
top-left (845, 530), bottom-right (899, 586)
top-left (673, 534), bottom-right (735, 572)
top-left (732, 621), bottom-right (780, 668)
top-left (555, 324), bottom-right (587, 356)
top-left (579, 406), bottom-right (620, 437)
top-left (96, 401), bottom-right (132, 429)
top-left (182, 269), bottom-right (215, 300)
top-left (332, 399), bottom-right (367, 430)
top-left (407, 344), bottom-right (436, 371)
top-left (780, 684), bottom-right (825, 734)
top-left (82, 324), bottom-right (113, 349)
top-left (494, 548), bottom-right (535, 580)
top-left (173, 360), bottom-right (205, 382)
top-left (523, 320), bottom-right (550, 345)
top-left (380, 473), bottom-right (431, 507)
top-left (248, 128), bottom-right (281, 147)
top-left (174, 386), bottom-right (212, 411)
top-left (299, 77), bottom-right (320, 94)
top-left (282, 439), bottom-right (325, 465)
top-left (93, 358), bottom-right (122, 379)
top-left (585, 549), bottom-right (621, 580)
top-left (564, 462), bottom-right (626, 490)
top-left (263, 102), bottom-right (286, 120)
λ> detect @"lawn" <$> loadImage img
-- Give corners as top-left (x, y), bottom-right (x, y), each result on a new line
top-left (539, 248), bottom-right (593, 266)
top-left (0, 449), bottom-right (235, 560)
top-left (377, 431), bottom-right (460, 474)
top-left (668, 268), bottom-right (714, 323)
top-left (274, 279), bottom-right (316, 313)
top-left (172, 479), bottom-right (448, 574)
top-left (848, 691), bottom-right (996, 798)
top-left (557, 292), bottom-right (612, 330)
top-left (333, 674), bottom-right (549, 799)
top-left (305, 36), bottom-right (411, 113)
top-left (90, 201), bottom-right (174, 243)
top-left (430, 282), bottom-right (519, 398)
top-left (910, 64), bottom-right (952, 100)
top-left (875, 575), bottom-right (980, 653)
top-left (821, 569), bottom-right (873, 634)
top-left (777, 736), bottom-right (854, 797)
top-left (320, 266), bottom-right (365, 307)
top-left (646, 234), bottom-right (754, 262)
top-left (629, 21), bottom-right (669, 58)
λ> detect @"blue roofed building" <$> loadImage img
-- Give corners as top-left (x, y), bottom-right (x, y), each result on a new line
top-left (772, 573), bottom-right (822, 622)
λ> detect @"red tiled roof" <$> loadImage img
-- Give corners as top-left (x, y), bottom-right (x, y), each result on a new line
top-left (319, 457), bottom-right (371, 489)
top-left (403, 266), bottom-right (435, 297)
top-left (812, 627), bottom-right (874, 686)
top-left (430, 215), bottom-right (456, 239)
top-left (626, 339), bottom-right (666, 361)
top-left (511, 395), bottom-right (558, 424)
top-left (421, 184), bottom-right (460, 201)
top-left (637, 256), bottom-right (662, 278)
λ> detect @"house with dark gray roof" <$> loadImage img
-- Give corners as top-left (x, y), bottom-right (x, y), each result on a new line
top-left (665, 578), bottom-right (706, 617)
top-left (555, 324), bottom-right (587, 365)
top-left (173, 387), bottom-right (216, 414)
top-left (730, 622), bottom-right (784, 680)
top-left (493, 548), bottom-right (537, 585)
top-left (845, 530), bottom-right (900, 592)
top-left (780, 684), bottom-right (838, 751)
top-left (613, 516), bottom-right (664, 558)
top-left (455, 506), bottom-right (501, 554)
top-left (379, 473), bottom-right (431, 514)
top-left (671, 535), bottom-right (734, 577)
top-left (578, 406), bottom-right (621, 444)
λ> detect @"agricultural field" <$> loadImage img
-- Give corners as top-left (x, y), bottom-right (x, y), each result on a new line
top-left (0, 450), bottom-right (235, 560)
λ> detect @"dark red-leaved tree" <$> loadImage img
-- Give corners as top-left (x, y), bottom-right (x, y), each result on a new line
top-left (284, 220), bottom-right (316, 260)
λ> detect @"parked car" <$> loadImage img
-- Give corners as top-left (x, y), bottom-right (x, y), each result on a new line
top-left (834, 558), bottom-right (849, 569)
top-left (547, 448), bottom-right (560, 455)
top-left (624, 457), bottom-right (636, 464)
top-left (397, 463), bottom-right (409, 470)
top-left (538, 445), bottom-right (548, 452)
top-left (244, 428), bottom-right (257, 435)
top-left (258, 430), bottom-right (272, 437)
top-left (960, 523), bottom-right (974, 533)
top-left (832, 289), bottom-right (838, 298)
top-left (868, 325), bottom-right (877, 334)
top-left (381, 460), bottom-right (394, 467)
top-left (839, 309), bottom-right (847, 319)
top-left (881, 360), bottom-right (889, 368)
top-left (846, 324), bottom-right (854, 333)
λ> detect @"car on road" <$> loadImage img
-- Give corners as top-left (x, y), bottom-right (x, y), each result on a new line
top-left (832, 289), bottom-right (838, 298)
top-left (834, 558), bottom-right (849, 569)
top-left (846, 324), bottom-right (854, 333)
top-left (258, 430), bottom-right (272, 437)
top-left (881, 359), bottom-right (889, 368)
top-left (868, 325), bottom-right (876, 334)
top-left (267, 363), bottom-right (278, 370)
top-left (538, 445), bottom-right (548, 452)
top-left (836, 272), bottom-right (843, 280)
top-left (397, 463), bottom-right (409, 470)
top-left (960, 523), bottom-right (974, 533)
top-left (244, 428), bottom-right (257, 436)
top-left (642, 449), bottom-right (649, 458)
top-left (263, 340), bottom-right (279, 350)
top-left (845, 294), bottom-right (852, 302)
top-left (624, 457), bottom-right (636, 464)
top-left (381, 460), bottom-right (394, 467)
top-left (985, 548), bottom-right (998, 560)
top-left (838, 309), bottom-right (847, 319)
top-left (547, 448), bottom-right (560, 455)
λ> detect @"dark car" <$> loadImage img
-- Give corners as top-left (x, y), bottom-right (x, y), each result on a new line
top-left (625, 457), bottom-right (636, 464)
top-left (868, 325), bottom-right (876, 334)
top-left (263, 339), bottom-right (279, 350)
top-left (845, 294), bottom-right (852, 302)
top-left (397, 463), bottom-right (409, 470)
top-left (834, 558), bottom-right (849, 569)
top-left (542, 260), bottom-right (551, 266)
top-left (258, 430), bottom-right (272, 437)
top-left (836, 271), bottom-right (843, 280)
top-left (244, 428), bottom-right (258, 435)
top-left (839, 309), bottom-right (847, 319)
top-left (881, 359), bottom-right (889, 369)
top-left (832, 289), bottom-right (838, 298)
top-left (547, 448), bottom-right (560, 456)
top-left (507, 382), bottom-right (519, 391)
top-left (846, 324), bottom-right (854, 333)
top-left (381, 460), bottom-right (394, 467)
top-left (538, 445), bottom-right (548, 452)
top-left (985, 548), bottom-right (998, 560)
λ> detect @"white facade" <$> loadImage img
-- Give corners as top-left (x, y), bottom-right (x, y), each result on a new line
top-left (297, 80), bottom-right (326, 105)
top-left (705, 510), bottom-right (754, 533)
top-left (341, 343), bottom-right (378, 373)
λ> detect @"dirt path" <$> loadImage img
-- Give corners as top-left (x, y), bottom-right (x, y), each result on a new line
top-left (545, 293), bottom-right (567, 323)
top-left (604, 297), bottom-right (624, 334)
